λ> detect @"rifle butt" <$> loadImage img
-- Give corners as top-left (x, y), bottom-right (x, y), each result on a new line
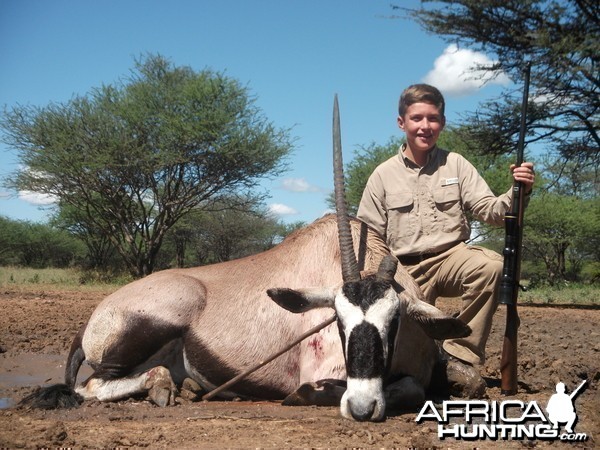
top-left (500, 303), bottom-right (520, 395)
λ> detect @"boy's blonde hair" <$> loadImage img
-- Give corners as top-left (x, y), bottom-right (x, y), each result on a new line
top-left (398, 84), bottom-right (445, 117)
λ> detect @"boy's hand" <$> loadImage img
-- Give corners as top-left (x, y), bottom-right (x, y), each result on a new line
top-left (510, 162), bottom-right (535, 193)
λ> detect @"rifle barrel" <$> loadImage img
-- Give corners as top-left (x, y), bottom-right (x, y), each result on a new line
top-left (500, 62), bottom-right (531, 395)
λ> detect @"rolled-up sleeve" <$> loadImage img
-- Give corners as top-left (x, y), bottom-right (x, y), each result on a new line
top-left (458, 156), bottom-right (511, 227)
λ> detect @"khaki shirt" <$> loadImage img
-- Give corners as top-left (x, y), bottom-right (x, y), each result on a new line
top-left (357, 145), bottom-right (514, 257)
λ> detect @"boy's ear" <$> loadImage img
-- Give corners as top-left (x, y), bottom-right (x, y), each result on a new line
top-left (397, 115), bottom-right (405, 130)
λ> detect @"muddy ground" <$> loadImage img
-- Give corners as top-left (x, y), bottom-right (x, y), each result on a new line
top-left (0, 287), bottom-right (598, 449)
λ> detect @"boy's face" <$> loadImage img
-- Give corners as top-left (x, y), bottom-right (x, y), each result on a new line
top-left (397, 102), bottom-right (445, 154)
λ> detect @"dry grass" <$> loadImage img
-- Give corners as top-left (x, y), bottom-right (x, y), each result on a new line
top-left (0, 266), bottom-right (125, 294)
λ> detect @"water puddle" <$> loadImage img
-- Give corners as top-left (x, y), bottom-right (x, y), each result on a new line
top-left (0, 353), bottom-right (92, 409)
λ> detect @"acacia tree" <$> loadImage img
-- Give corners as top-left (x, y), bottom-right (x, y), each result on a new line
top-left (1, 55), bottom-right (293, 277)
top-left (396, 0), bottom-right (599, 169)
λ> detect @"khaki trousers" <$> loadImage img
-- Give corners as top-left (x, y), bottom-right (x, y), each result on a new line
top-left (404, 242), bottom-right (503, 365)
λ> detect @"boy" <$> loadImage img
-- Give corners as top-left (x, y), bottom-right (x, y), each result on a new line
top-left (357, 84), bottom-right (535, 368)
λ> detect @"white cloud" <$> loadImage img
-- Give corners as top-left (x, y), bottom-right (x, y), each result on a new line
top-left (423, 44), bottom-right (510, 97)
top-left (280, 178), bottom-right (320, 193)
top-left (18, 190), bottom-right (58, 205)
top-left (269, 203), bottom-right (299, 216)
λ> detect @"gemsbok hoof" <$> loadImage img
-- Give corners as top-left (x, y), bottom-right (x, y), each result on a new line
top-left (446, 359), bottom-right (486, 399)
top-left (145, 366), bottom-right (177, 407)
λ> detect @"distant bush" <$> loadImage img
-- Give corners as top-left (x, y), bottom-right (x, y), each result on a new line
top-left (0, 216), bottom-right (86, 268)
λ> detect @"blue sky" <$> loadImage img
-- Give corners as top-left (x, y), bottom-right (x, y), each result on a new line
top-left (0, 0), bottom-right (511, 224)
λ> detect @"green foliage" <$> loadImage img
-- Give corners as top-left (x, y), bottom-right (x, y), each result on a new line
top-left (524, 193), bottom-right (599, 284)
top-left (50, 203), bottom-right (124, 272)
top-left (192, 211), bottom-right (281, 264)
top-left (341, 137), bottom-right (403, 215)
top-left (539, 154), bottom-right (599, 199)
top-left (158, 197), bottom-right (294, 267)
top-left (519, 282), bottom-right (599, 305)
top-left (0, 216), bottom-right (85, 268)
top-left (1, 54), bottom-right (294, 277)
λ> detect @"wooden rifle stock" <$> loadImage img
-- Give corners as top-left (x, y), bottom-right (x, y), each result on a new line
top-left (498, 63), bottom-right (531, 395)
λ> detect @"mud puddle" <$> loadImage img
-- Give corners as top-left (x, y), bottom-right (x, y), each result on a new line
top-left (0, 353), bottom-right (92, 408)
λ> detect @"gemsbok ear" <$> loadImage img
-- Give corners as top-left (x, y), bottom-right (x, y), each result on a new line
top-left (402, 297), bottom-right (472, 340)
top-left (267, 287), bottom-right (337, 313)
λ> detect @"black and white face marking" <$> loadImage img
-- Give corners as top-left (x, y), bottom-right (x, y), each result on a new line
top-left (335, 276), bottom-right (401, 422)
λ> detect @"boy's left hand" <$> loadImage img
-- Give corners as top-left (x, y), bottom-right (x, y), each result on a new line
top-left (510, 162), bottom-right (535, 193)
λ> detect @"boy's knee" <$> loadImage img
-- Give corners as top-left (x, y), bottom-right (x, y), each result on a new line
top-left (488, 258), bottom-right (503, 278)
top-left (472, 248), bottom-right (503, 281)
top-left (471, 257), bottom-right (502, 285)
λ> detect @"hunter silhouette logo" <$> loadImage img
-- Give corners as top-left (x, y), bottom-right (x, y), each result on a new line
top-left (415, 379), bottom-right (589, 441)
top-left (546, 380), bottom-right (587, 435)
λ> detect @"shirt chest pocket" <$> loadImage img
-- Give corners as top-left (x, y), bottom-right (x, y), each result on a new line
top-left (432, 185), bottom-right (465, 232)
top-left (385, 192), bottom-right (416, 239)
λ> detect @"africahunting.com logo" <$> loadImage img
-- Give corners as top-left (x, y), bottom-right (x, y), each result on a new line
top-left (416, 379), bottom-right (588, 442)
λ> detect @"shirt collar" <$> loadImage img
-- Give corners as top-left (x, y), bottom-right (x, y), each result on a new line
top-left (399, 143), bottom-right (439, 168)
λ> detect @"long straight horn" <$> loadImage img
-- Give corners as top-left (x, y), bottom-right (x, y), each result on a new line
top-left (333, 94), bottom-right (360, 283)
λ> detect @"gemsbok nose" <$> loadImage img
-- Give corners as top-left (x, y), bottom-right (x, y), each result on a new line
top-left (349, 399), bottom-right (377, 422)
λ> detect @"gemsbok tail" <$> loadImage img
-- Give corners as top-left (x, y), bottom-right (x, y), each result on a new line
top-left (18, 324), bottom-right (87, 409)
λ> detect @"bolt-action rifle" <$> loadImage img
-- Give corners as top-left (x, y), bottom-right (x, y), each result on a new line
top-left (569, 379), bottom-right (588, 400)
top-left (499, 63), bottom-right (531, 395)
